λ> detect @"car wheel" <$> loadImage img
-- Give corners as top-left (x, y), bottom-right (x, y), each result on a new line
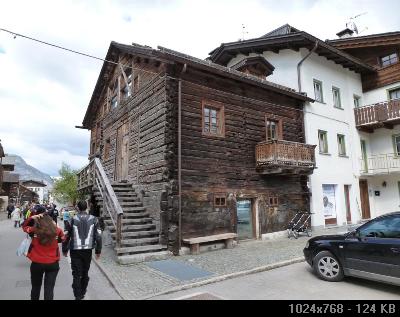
top-left (313, 251), bottom-right (344, 282)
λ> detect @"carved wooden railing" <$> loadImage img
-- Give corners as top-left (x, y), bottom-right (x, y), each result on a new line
top-left (354, 100), bottom-right (400, 127)
top-left (360, 153), bottom-right (400, 175)
top-left (256, 140), bottom-right (316, 168)
top-left (77, 158), bottom-right (124, 247)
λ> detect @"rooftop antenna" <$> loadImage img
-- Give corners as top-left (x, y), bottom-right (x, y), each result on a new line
top-left (241, 24), bottom-right (249, 41)
top-left (346, 12), bottom-right (368, 35)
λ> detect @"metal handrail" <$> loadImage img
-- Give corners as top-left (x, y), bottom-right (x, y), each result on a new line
top-left (77, 158), bottom-right (124, 247)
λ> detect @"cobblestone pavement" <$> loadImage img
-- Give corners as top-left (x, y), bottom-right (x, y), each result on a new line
top-left (95, 226), bottom-right (349, 300)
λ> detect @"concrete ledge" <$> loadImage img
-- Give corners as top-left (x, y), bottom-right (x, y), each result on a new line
top-left (140, 256), bottom-right (305, 300)
top-left (117, 251), bottom-right (172, 265)
top-left (261, 230), bottom-right (287, 240)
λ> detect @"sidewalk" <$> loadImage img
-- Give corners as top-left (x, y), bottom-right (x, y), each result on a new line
top-left (94, 226), bottom-right (349, 300)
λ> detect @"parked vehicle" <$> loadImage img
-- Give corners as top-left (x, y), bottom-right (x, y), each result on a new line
top-left (303, 212), bottom-right (400, 286)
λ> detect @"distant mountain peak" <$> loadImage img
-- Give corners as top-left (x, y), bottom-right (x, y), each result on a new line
top-left (6, 154), bottom-right (54, 188)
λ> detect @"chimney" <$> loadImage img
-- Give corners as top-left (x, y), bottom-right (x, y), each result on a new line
top-left (336, 28), bottom-right (354, 39)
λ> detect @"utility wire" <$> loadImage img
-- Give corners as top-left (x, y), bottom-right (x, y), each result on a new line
top-left (0, 27), bottom-right (159, 76)
top-left (0, 27), bottom-right (305, 114)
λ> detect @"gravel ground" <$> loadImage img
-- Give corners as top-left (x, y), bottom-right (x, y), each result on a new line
top-left (94, 226), bottom-right (349, 299)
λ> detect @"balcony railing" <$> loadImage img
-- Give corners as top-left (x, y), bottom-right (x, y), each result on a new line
top-left (255, 140), bottom-right (316, 174)
top-left (354, 100), bottom-right (400, 130)
top-left (360, 153), bottom-right (400, 175)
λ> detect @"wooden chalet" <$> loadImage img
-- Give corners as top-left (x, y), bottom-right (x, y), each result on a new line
top-left (78, 42), bottom-right (316, 262)
top-left (328, 31), bottom-right (400, 133)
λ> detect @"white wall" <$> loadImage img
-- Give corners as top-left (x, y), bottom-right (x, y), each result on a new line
top-left (363, 82), bottom-right (400, 105)
top-left (228, 48), bottom-right (365, 227)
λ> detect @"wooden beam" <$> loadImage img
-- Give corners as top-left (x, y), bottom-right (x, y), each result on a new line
top-left (383, 122), bottom-right (394, 130)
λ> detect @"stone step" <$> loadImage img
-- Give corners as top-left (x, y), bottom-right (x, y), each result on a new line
top-left (109, 224), bottom-right (156, 233)
top-left (119, 202), bottom-right (143, 207)
top-left (112, 230), bottom-right (159, 239)
top-left (111, 182), bottom-right (133, 186)
top-left (112, 188), bottom-right (135, 192)
top-left (116, 244), bottom-right (167, 255)
top-left (100, 206), bottom-right (146, 213)
top-left (105, 218), bottom-right (153, 225)
top-left (103, 212), bottom-right (150, 219)
top-left (93, 191), bottom-right (137, 197)
top-left (120, 237), bottom-right (160, 247)
top-left (95, 197), bottom-right (139, 203)
top-left (117, 250), bottom-right (171, 265)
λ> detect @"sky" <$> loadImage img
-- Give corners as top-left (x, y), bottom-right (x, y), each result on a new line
top-left (0, 0), bottom-right (399, 176)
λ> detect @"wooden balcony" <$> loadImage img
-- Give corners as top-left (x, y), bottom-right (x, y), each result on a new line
top-left (255, 140), bottom-right (316, 175)
top-left (354, 100), bottom-right (400, 132)
top-left (360, 153), bottom-right (400, 175)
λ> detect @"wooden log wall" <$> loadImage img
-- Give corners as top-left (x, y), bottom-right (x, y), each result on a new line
top-left (171, 68), bottom-right (310, 239)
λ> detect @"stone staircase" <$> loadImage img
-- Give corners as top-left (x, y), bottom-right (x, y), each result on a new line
top-left (93, 182), bottom-right (169, 264)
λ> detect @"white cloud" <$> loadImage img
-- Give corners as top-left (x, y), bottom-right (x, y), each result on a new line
top-left (0, 0), bottom-right (399, 176)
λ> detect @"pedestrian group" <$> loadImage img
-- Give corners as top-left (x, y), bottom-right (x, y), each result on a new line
top-left (8, 199), bottom-right (103, 300)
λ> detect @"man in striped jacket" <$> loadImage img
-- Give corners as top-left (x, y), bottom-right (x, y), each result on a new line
top-left (62, 200), bottom-right (102, 300)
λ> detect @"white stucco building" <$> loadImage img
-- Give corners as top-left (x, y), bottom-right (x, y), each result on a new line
top-left (210, 24), bottom-right (400, 229)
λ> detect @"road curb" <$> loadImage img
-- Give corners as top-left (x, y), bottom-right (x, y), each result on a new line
top-left (92, 257), bottom-right (126, 300)
top-left (93, 255), bottom-right (305, 300)
top-left (140, 257), bottom-right (305, 300)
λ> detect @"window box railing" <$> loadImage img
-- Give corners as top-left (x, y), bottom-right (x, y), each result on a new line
top-left (360, 153), bottom-right (400, 175)
top-left (255, 140), bottom-right (316, 173)
top-left (354, 100), bottom-right (400, 128)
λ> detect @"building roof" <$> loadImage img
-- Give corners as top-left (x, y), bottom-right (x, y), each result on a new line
top-left (208, 24), bottom-right (376, 74)
top-left (230, 56), bottom-right (275, 73)
top-left (327, 31), bottom-right (400, 49)
top-left (0, 142), bottom-right (4, 158)
top-left (1, 156), bottom-right (16, 166)
top-left (21, 180), bottom-right (47, 187)
top-left (3, 171), bottom-right (19, 183)
top-left (260, 24), bottom-right (301, 38)
top-left (82, 41), bottom-right (314, 128)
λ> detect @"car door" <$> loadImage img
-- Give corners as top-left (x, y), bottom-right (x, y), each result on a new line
top-left (343, 214), bottom-right (400, 285)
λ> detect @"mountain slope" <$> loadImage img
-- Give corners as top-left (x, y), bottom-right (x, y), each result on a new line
top-left (7, 154), bottom-right (54, 188)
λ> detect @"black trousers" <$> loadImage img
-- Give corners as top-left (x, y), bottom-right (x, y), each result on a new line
top-left (70, 250), bottom-right (92, 299)
top-left (7, 212), bottom-right (11, 219)
top-left (30, 262), bottom-right (60, 300)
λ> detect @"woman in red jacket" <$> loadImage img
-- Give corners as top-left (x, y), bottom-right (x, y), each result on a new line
top-left (22, 207), bottom-right (65, 300)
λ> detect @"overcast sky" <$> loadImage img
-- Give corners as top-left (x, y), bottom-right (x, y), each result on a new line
top-left (1, 0), bottom-right (399, 176)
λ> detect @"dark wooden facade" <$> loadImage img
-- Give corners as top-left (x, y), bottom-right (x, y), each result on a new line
top-left (328, 32), bottom-right (400, 92)
top-left (82, 42), bottom-right (315, 249)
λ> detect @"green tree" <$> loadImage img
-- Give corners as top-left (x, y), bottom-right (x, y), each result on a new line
top-left (52, 163), bottom-right (83, 205)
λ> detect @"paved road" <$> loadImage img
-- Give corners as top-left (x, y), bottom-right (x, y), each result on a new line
top-left (0, 219), bottom-right (121, 300)
top-left (151, 262), bottom-right (400, 300)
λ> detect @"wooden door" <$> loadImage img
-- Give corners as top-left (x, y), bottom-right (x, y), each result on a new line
top-left (116, 122), bottom-right (129, 182)
top-left (344, 185), bottom-right (352, 224)
top-left (359, 180), bottom-right (371, 219)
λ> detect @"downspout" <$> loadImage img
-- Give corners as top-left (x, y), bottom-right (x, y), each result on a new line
top-left (178, 63), bottom-right (186, 252)
top-left (178, 78), bottom-right (182, 252)
top-left (297, 41), bottom-right (318, 221)
top-left (297, 41), bottom-right (319, 93)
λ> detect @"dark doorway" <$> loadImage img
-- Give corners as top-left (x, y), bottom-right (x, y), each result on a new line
top-left (236, 200), bottom-right (254, 240)
top-left (359, 180), bottom-right (371, 219)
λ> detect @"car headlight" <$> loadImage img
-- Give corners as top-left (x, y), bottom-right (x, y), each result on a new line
top-left (305, 241), bottom-right (310, 249)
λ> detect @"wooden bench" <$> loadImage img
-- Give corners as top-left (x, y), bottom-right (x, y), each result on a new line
top-left (183, 233), bottom-right (238, 255)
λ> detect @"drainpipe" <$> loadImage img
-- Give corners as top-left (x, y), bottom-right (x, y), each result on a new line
top-left (178, 63), bottom-right (186, 252)
top-left (297, 41), bottom-right (318, 93)
top-left (178, 78), bottom-right (182, 252)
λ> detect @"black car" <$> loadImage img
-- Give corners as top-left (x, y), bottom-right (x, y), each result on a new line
top-left (304, 212), bottom-right (400, 286)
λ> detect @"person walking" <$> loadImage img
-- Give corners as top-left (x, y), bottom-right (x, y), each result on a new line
top-left (62, 201), bottom-right (102, 300)
top-left (6, 203), bottom-right (14, 219)
top-left (11, 204), bottom-right (22, 228)
top-left (22, 206), bottom-right (65, 300)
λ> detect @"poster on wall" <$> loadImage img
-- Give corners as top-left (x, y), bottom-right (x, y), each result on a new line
top-left (322, 184), bottom-right (336, 218)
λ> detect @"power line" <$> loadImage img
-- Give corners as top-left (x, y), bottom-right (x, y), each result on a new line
top-left (0, 27), bottom-right (159, 77)
top-left (0, 27), bottom-right (306, 114)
